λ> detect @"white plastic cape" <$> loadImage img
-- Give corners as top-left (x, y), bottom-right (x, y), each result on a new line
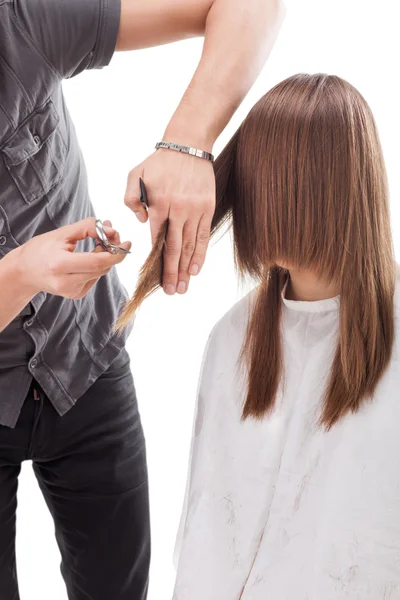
top-left (173, 276), bottom-right (400, 600)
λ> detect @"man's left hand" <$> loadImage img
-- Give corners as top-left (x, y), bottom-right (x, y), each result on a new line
top-left (124, 148), bottom-right (216, 295)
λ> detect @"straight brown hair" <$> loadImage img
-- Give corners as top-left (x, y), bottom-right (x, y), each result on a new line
top-left (117, 74), bottom-right (396, 429)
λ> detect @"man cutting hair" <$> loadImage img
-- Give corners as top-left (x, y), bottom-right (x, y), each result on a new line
top-left (0, 1), bottom-right (284, 598)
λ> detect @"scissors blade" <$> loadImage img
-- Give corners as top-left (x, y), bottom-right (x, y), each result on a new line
top-left (108, 244), bottom-right (131, 255)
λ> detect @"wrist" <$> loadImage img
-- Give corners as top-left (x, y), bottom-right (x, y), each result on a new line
top-left (4, 246), bottom-right (38, 300)
top-left (164, 85), bottom-right (233, 152)
top-left (162, 129), bottom-right (215, 154)
top-left (164, 115), bottom-right (217, 154)
top-left (155, 142), bottom-right (214, 163)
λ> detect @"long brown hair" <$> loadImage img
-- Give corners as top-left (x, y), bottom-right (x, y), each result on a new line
top-left (117, 74), bottom-right (396, 429)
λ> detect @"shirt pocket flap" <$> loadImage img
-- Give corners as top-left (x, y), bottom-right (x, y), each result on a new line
top-left (1, 100), bottom-right (60, 167)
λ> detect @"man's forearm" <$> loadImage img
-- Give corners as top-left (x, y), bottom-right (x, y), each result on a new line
top-left (120, 0), bottom-right (285, 291)
top-left (164, 0), bottom-right (285, 150)
top-left (0, 249), bottom-right (34, 332)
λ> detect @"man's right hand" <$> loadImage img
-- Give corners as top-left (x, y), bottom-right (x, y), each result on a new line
top-left (16, 218), bottom-right (131, 300)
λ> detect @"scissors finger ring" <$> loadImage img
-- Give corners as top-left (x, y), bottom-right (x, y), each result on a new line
top-left (95, 220), bottom-right (131, 255)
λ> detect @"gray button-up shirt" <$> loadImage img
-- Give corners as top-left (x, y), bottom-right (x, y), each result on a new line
top-left (0, 0), bottom-right (131, 428)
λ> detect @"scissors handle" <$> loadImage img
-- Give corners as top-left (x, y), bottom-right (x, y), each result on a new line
top-left (95, 220), bottom-right (131, 255)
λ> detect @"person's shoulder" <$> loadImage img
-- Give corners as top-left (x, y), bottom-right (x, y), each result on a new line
top-left (198, 288), bottom-right (258, 379)
top-left (208, 287), bottom-right (258, 348)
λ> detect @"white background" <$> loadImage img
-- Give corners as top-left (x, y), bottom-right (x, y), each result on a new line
top-left (15, 0), bottom-right (399, 598)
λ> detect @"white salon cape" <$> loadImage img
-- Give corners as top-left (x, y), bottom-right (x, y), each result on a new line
top-left (173, 276), bottom-right (400, 600)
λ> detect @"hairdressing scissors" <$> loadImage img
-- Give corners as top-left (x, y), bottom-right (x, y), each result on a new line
top-left (95, 220), bottom-right (131, 255)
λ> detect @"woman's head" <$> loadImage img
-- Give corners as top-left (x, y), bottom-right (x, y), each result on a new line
top-left (117, 73), bottom-right (396, 428)
top-left (213, 73), bottom-right (392, 283)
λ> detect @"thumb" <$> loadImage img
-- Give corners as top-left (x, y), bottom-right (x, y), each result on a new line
top-left (124, 169), bottom-right (149, 224)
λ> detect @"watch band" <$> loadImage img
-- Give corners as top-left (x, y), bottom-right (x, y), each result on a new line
top-left (155, 141), bottom-right (214, 163)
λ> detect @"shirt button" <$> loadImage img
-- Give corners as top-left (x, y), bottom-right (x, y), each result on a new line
top-left (33, 134), bottom-right (41, 146)
top-left (26, 318), bottom-right (34, 327)
top-left (30, 358), bottom-right (38, 369)
top-left (0, 236), bottom-right (6, 246)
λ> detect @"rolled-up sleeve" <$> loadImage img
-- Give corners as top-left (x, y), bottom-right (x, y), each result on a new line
top-left (13, 0), bottom-right (121, 79)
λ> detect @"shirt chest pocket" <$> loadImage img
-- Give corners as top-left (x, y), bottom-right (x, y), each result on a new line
top-left (0, 99), bottom-right (67, 204)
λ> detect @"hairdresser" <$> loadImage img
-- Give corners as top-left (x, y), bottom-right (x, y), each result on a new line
top-left (0, 1), bottom-right (285, 599)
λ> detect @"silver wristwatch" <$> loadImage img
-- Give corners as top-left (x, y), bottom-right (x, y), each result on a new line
top-left (155, 141), bottom-right (214, 163)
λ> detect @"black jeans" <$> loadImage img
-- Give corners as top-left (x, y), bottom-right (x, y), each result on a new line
top-left (0, 350), bottom-right (150, 600)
